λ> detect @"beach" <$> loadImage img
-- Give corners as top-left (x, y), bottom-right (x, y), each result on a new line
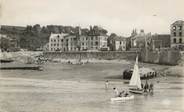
top-left (0, 62), bottom-right (184, 112)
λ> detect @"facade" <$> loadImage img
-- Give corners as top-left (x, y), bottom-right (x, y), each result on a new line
top-left (79, 35), bottom-right (89, 51)
top-left (170, 20), bottom-right (184, 50)
top-left (48, 33), bottom-right (68, 51)
top-left (79, 35), bottom-right (108, 51)
top-left (114, 36), bottom-right (127, 51)
top-left (130, 29), bottom-right (151, 49)
top-left (107, 35), bottom-right (127, 51)
top-left (99, 35), bottom-right (108, 50)
top-left (151, 34), bottom-right (170, 50)
top-left (48, 26), bottom-right (108, 52)
top-left (64, 35), bottom-right (78, 51)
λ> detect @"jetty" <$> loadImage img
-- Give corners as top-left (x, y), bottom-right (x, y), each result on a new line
top-left (0, 63), bottom-right (42, 70)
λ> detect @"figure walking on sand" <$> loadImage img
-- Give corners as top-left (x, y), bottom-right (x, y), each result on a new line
top-left (105, 80), bottom-right (109, 90)
top-left (113, 88), bottom-right (120, 97)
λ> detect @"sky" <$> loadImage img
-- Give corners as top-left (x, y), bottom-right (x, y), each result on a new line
top-left (0, 0), bottom-right (184, 36)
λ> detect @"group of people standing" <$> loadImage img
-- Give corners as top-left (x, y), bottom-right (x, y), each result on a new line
top-left (141, 80), bottom-right (154, 93)
top-left (105, 80), bottom-right (130, 97)
top-left (105, 79), bottom-right (154, 98)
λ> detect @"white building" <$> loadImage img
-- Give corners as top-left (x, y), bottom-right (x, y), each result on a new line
top-left (114, 37), bottom-right (127, 51)
top-left (98, 35), bottom-right (108, 50)
top-left (48, 33), bottom-right (68, 51)
top-left (64, 35), bottom-right (78, 51)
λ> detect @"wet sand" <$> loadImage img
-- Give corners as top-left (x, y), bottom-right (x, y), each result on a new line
top-left (0, 62), bottom-right (184, 112)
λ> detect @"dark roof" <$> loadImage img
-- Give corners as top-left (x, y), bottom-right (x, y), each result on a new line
top-left (172, 20), bottom-right (184, 25)
top-left (151, 34), bottom-right (170, 39)
top-left (114, 36), bottom-right (126, 41)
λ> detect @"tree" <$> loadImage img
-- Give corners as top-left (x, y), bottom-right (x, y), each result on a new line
top-left (0, 37), bottom-right (10, 51)
top-left (107, 33), bottom-right (117, 51)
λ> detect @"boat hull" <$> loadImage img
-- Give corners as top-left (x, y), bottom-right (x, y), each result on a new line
top-left (111, 95), bottom-right (134, 101)
top-left (0, 59), bottom-right (14, 63)
top-left (129, 89), bottom-right (144, 94)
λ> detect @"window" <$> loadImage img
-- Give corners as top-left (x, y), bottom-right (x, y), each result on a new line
top-left (173, 26), bottom-right (176, 30)
top-left (173, 38), bottom-right (176, 43)
top-left (179, 38), bottom-right (182, 43)
top-left (179, 32), bottom-right (182, 37)
top-left (61, 39), bottom-right (63, 42)
top-left (91, 36), bottom-right (93, 40)
top-left (179, 26), bottom-right (182, 30)
top-left (173, 32), bottom-right (176, 36)
top-left (95, 41), bottom-right (98, 45)
top-left (120, 41), bottom-right (122, 45)
top-left (96, 36), bottom-right (98, 40)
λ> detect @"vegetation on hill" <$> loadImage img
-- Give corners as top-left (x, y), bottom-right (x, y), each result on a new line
top-left (0, 24), bottom-right (108, 51)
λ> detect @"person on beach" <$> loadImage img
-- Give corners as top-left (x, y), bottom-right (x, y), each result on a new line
top-left (144, 80), bottom-right (149, 92)
top-left (123, 90), bottom-right (129, 97)
top-left (149, 82), bottom-right (154, 92)
top-left (105, 80), bottom-right (109, 89)
top-left (141, 83), bottom-right (144, 89)
top-left (113, 88), bottom-right (119, 97)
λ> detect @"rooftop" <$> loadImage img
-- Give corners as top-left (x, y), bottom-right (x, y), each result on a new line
top-left (172, 20), bottom-right (184, 25)
top-left (49, 33), bottom-right (68, 39)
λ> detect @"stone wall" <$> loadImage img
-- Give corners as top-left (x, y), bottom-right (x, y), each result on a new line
top-left (141, 49), bottom-right (181, 65)
top-left (44, 50), bottom-right (181, 65)
top-left (44, 51), bottom-right (139, 60)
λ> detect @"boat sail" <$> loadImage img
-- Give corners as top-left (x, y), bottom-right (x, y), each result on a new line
top-left (129, 56), bottom-right (143, 94)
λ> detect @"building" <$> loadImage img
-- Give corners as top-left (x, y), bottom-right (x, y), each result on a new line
top-left (79, 35), bottom-right (89, 51)
top-left (129, 29), bottom-right (151, 50)
top-left (64, 35), bottom-right (78, 51)
top-left (78, 26), bottom-right (108, 51)
top-left (48, 33), bottom-right (68, 51)
top-left (48, 26), bottom-right (109, 52)
top-left (115, 37), bottom-right (127, 51)
top-left (170, 20), bottom-right (184, 50)
top-left (150, 34), bottom-right (170, 50)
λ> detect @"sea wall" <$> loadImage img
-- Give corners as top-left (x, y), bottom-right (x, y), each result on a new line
top-left (44, 50), bottom-right (181, 65)
top-left (141, 49), bottom-right (181, 65)
top-left (43, 51), bottom-right (139, 60)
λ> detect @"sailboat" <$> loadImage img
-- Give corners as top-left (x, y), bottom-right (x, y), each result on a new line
top-left (129, 56), bottom-right (144, 94)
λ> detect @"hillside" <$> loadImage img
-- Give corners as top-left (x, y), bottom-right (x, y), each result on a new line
top-left (0, 25), bottom-right (108, 51)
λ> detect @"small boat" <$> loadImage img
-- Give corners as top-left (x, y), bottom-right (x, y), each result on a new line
top-left (0, 59), bottom-right (14, 63)
top-left (129, 88), bottom-right (144, 94)
top-left (111, 95), bottom-right (134, 101)
top-left (129, 56), bottom-right (144, 94)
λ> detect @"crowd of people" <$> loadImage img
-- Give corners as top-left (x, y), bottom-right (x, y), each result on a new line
top-left (141, 80), bottom-right (154, 93)
top-left (105, 79), bottom-right (154, 98)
